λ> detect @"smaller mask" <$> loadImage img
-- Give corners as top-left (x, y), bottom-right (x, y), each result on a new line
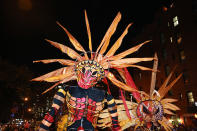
top-left (75, 60), bottom-right (105, 89)
top-left (136, 100), bottom-right (164, 128)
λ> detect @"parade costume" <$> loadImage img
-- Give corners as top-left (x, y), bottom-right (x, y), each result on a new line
top-left (32, 10), bottom-right (154, 131)
top-left (98, 54), bottom-right (182, 131)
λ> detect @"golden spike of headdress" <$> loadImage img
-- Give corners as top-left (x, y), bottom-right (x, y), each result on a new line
top-left (43, 67), bottom-right (75, 82)
top-left (163, 103), bottom-right (180, 111)
top-left (157, 66), bottom-right (177, 96)
top-left (84, 10), bottom-right (92, 55)
top-left (33, 59), bottom-right (75, 66)
top-left (161, 98), bottom-right (178, 104)
top-left (111, 64), bottom-right (154, 71)
top-left (31, 66), bottom-right (74, 82)
top-left (45, 39), bottom-right (82, 60)
top-left (31, 67), bottom-right (69, 82)
top-left (150, 53), bottom-right (158, 97)
top-left (56, 22), bottom-right (88, 60)
top-left (109, 40), bottom-right (151, 61)
top-left (158, 118), bottom-right (173, 131)
top-left (159, 73), bottom-right (182, 99)
top-left (106, 71), bottom-right (139, 92)
top-left (105, 23), bottom-right (133, 57)
top-left (42, 73), bottom-right (77, 94)
top-left (109, 57), bottom-right (154, 65)
top-left (96, 12), bottom-right (121, 55)
top-left (163, 109), bottom-right (175, 115)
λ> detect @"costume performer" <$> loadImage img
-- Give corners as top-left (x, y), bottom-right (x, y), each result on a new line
top-left (98, 54), bottom-right (182, 131)
top-left (32, 10), bottom-right (154, 131)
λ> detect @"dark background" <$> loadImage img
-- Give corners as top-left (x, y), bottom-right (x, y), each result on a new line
top-left (1, 0), bottom-right (171, 69)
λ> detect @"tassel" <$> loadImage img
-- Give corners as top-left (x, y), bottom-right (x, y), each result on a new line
top-left (120, 89), bottom-right (131, 120)
top-left (123, 68), bottom-right (141, 102)
top-left (103, 78), bottom-right (111, 95)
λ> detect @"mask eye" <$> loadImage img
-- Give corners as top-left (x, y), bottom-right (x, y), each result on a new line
top-left (92, 71), bottom-right (98, 76)
top-left (155, 107), bottom-right (160, 115)
top-left (82, 67), bottom-right (86, 73)
top-left (143, 105), bottom-right (150, 114)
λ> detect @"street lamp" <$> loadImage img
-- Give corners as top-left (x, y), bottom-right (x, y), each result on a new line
top-left (24, 97), bottom-right (28, 101)
top-left (28, 108), bottom-right (32, 112)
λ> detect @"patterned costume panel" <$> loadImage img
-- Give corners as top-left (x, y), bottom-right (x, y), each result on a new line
top-left (40, 86), bottom-right (120, 130)
top-left (66, 86), bottom-right (105, 127)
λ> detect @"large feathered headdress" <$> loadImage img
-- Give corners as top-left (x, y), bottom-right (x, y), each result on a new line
top-left (97, 54), bottom-right (182, 131)
top-left (134, 54), bottom-right (182, 131)
top-left (32, 10), bottom-right (154, 94)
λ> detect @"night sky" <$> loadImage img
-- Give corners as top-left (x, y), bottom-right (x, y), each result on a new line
top-left (1, 0), bottom-right (167, 72)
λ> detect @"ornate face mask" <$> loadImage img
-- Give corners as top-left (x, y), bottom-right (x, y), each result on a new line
top-left (75, 60), bottom-right (105, 89)
top-left (136, 100), bottom-right (164, 126)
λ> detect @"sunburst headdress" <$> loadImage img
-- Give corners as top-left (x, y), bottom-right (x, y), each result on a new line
top-left (32, 10), bottom-right (154, 94)
top-left (134, 53), bottom-right (182, 131)
top-left (97, 54), bottom-right (182, 131)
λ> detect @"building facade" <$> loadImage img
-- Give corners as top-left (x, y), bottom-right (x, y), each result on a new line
top-left (131, 0), bottom-right (197, 127)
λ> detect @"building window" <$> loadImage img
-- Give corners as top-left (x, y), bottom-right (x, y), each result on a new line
top-left (180, 93), bottom-right (183, 100)
top-left (187, 91), bottom-right (194, 103)
top-left (177, 36), bottom-right (182, 44)
top-left (170, 37), bottom-right (173, 43)
top-left (180, 50), bottom-right (186, 61)
top-left (175, 32), bottom-right (182, 44)
top-left (173, 16), bottom-right (179, 27)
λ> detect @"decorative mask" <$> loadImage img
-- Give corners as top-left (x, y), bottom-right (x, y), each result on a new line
top-left (136, 100), bottom-right (164, 127)
top-left (75, 60), bottom-right (105, 89)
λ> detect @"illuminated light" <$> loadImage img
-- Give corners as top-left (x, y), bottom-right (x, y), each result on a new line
top-left (170, 37), bottom-right (173, 43)
top-left (177, 118), bottom-right (183, 124)
top-left (177, 37), bottom-right (182, 44)
top-left (173, 16), bottom-right (179, 27)
top-left (168, 22), bottom-right (170, 27)
top-left (24, 97), bottom-right (28, 101)
top-left (170, 3), bottom-right (174, 8)
top-left (194, 114), bottom-right (197, 118)
top-left (180, 51), bottom-right (186, 60)
top-left (195, 102), bottom-right (197, 106)
top-left (28, 108), bottom-right (32, 112)
top-left (163, 7), bottom-right (168, 11)
top-left (169, 119), bottom-right (173, 123)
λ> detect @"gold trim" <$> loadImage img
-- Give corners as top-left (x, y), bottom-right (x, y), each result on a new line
top-left (42, 119), bottom-right (51, 127)
top-left (54, 94), bottom-right (65, 103)
top-left (107, 98), bottom-right (115, 105)
top-left (58, 89), bottom-right (66, 96)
